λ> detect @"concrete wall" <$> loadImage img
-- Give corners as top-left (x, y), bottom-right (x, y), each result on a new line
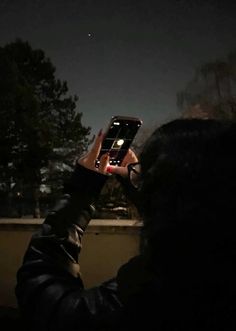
top-left (0, 219), bottom-right (141, 307)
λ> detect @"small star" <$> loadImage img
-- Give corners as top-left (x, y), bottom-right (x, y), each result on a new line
top-left (88, 33), bottom-right (92, 37)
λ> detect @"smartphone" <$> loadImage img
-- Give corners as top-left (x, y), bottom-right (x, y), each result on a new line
top-left (96, 116), bottom-right (143, 166)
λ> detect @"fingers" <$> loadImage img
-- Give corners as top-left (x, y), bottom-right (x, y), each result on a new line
top-left (99, 153), bottom-right (110, 174)
top-left (104, 149), bottom-right (138, 177)
top-left (78, 130), bottom-right (103, 170)
top-left (106, 165), bottom-right (128, 177)
top-left (78, 138), bottom-right (137, 178)
top-left (121, 149), bottom-right (139, 167)
top-left (87, 130), bottom-right (103, 162)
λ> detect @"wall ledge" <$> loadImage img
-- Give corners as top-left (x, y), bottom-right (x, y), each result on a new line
top-left (0, 218), bottom-right (143, 234)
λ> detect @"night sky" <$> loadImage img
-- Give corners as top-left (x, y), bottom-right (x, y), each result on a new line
top-left (0, 0), bottom-right (236, 136)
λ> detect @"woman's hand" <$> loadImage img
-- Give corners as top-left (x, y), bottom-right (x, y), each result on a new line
top-left (106, 149), bottom-right (139, 177)
top-left (78, 129), bottom-right (139, 177)
top-left (78, 130), bottom-right (110, 175)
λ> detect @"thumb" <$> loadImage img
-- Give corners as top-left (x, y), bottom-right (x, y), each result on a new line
top-left (106, 165), bottom-right (128, 177)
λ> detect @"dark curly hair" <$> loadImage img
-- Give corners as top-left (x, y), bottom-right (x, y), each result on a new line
top-left (138, 119), bottom-right (236, 276)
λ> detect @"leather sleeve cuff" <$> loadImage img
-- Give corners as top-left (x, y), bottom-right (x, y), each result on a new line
top-left (64, 163), bottom-right (108, 201)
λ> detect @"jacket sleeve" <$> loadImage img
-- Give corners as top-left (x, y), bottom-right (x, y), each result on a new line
top-left (15, 164), bottom-right (122, 331)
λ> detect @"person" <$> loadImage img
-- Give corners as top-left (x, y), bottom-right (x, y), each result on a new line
top-left (15, 119), bottom-right (236, 330)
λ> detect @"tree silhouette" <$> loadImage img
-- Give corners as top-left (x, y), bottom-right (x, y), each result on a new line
top-left (0, 40), bottom-right (91, 217)
top-left (177, 52), bottom-right (236, 121)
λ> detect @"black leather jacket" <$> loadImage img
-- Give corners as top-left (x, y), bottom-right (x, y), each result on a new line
top-left (15, 164), bottom-right (126, 331)
top-left (16, 164), bottom-right (236, 330)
